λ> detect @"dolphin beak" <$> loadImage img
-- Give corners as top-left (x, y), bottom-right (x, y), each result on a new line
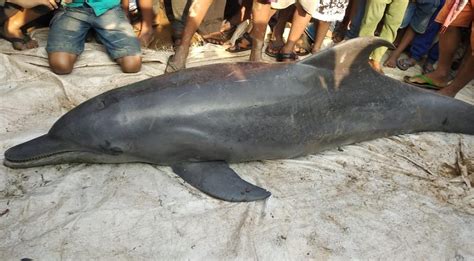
top-left (4, 134), bottom-right (77, 168)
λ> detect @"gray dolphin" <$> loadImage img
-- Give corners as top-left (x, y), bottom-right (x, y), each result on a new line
top-left (4, 37), bottom-right (474, 202)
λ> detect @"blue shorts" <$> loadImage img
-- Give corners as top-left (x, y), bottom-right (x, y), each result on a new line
top-left (400, 0), bottom-right (440, 34)
top-left (46, 6), bottom-right (141, 60)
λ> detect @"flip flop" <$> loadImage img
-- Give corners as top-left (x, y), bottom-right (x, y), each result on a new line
top-left (403, 74), bottom-right (445, 90)
top-left (0, 30), bottom-right (38, 51)
top-left (396, 58), bottom-right (416, 71)
top-left (226, 32), bottom-right (252, 53)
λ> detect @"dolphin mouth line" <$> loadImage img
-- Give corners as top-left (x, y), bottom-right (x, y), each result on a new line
top-left (5, 150), bottom-right (77, 163)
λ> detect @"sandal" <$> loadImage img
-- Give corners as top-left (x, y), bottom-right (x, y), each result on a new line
top-left (0, 29), bottom-right (38, 51)
top-left (276, 52), bottom-right (298, 62)
top-left (264, 41), bottom-right (284, 58)
top-left (202, 25), bottom-right (237, 45)
top-left (403, 74), bottom-right (446, 90)
top-left (396, 58), bottom-right (416, 71)
top-left (331, 24), bottom-right (346, 44)
top-left (226, 32), bottom-right (253, 53)
top-left (294, 34), bottom-right (311, 56)
top-left (422, 62), bottom-right (435, 74)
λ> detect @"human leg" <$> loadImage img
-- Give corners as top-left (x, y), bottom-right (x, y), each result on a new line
top-left (405, 26), bottom-right (461, 87)
top-left (346, 0), bottom-right (366, 39)
top-left (137, 0), bottom-right (155, 47)
top-left (358, 0), bottom-right (389, 72)
top-left (438, 4), bottom-right (474, 97)
top-left (46, 8), bottom-right (90, 74)
top-left (372, 0), bottom-right (408, 64)
top-left (331, 0), bottom-right (354, 42)
top-left (116, 55), bottom-right (142, 73)
top-left (2, 6), bottom-right (49, 50)
top-left (425, 26), bottom-right (461, 85)
top-left (410, 13), bottom-right (441, 61)
top-left (438, 46), bottom-right (474, 97)
top-left (48, 52), bottom-right (78, 74)
top-left (266, 6), bottom-right (294, 57)
top-left (248, 0), bottom-right (276, 61)
top-left (223, 0), bottom-right (253, 30)
top-left (166, 0), bottom-right (214, 72)
top-left (94, 7), bottom-right (142, 73)
top-left (311, 19), bottom-right (330, 53)
top-left (358, 0), bottom-right (387, 38)
top-left (426, 41), bottom-right (439, 64)
top-left (277, 2), bottom-right (312, 61)
top-left (384, 27), bottom-right (415, 68)
top-left (383, 2), bottom-right (416, 67)
top-left (202, 0), bottom-right (252, 45)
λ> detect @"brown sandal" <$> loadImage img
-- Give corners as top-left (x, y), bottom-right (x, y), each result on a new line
top-left (226, 32), bottom-right (253, 53)
top-left (202, 25), bottom-right (237, 45)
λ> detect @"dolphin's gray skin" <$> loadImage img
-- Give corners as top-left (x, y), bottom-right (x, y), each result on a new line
top-left (4, 37), bottom-right (474, 202)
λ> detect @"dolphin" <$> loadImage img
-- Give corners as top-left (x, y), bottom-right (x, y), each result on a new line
top-left (3, 37), bottom-right (474, 202)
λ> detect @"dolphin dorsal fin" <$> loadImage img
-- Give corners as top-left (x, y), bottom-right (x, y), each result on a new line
top-left (298, 37), bottom-right (394, 72)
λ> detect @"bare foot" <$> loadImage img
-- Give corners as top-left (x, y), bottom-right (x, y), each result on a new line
top-left (138, 26), bottom-right (154, 47)
top-left (165, 44), bottom-right (188, 73)
top-left (383, 55), bottom-right (397, 68)
top-left (369, 59), bottom-right (384, 74)
top-left (2, 21), bottom-right (38, 50)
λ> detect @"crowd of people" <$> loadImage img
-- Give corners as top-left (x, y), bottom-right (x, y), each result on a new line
top-left (0, 0), bottom-right (473, 97)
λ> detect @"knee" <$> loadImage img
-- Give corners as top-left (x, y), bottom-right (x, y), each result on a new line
top-left (118, 55), bottom-right (142, 73)
top-left (50, 61), bottom-right (74, 75)
top-left (48, 53), bottom-right (75, 75)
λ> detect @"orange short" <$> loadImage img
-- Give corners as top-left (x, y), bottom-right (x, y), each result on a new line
top-left (436, 0), bottom-right (474, 55)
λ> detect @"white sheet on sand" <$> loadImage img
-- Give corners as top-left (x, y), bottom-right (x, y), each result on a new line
top-left (0, 29), bottom-right (473, 260)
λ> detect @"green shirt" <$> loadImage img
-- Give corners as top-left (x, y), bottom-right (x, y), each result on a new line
top-left (65, 0), bottom-right (120, 16)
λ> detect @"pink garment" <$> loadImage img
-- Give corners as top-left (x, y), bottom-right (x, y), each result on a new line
top-left (440, 0), bottom-right (468, 32)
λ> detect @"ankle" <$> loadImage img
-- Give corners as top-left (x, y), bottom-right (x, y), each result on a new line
top-left (4, 20), bottom-right (23, 33)
top-left (174, 44), bottom-right (189, 55)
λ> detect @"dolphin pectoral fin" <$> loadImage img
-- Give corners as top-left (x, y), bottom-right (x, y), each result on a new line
top-left (171, 161), bottom-right (271, 202)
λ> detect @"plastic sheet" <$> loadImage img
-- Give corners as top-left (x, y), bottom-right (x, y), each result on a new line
top-left (0, 29), bottom-right (473, 259)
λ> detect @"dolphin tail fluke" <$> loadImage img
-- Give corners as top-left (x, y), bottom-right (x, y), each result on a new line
top-left (299, 37), bottom-right (394, 72)
top-left (4, 134), bottom-right (79, 168)
top-left (171, 161), bottom-right (271, 202)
